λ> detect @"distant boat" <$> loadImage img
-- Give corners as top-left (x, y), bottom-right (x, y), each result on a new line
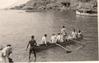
top-left (76, 9), bottom-right (97, 16)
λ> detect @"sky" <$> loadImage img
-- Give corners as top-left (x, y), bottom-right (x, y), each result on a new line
top-left (0, 0), bottom-right (29, 9)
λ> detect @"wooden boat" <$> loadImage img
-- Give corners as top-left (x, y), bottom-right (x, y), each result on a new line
top-left (76, 9), bottom-right (97, 17)
top-left (35, 38), bottom-right (82, 52)
top-left (35, 42), bottom-right (66, 52)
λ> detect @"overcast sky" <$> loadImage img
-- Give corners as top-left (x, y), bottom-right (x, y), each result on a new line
top-left (0, 0), bottom-right (29, 9)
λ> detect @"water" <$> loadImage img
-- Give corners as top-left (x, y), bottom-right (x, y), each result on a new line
top-left (0, 10), bottom-right (98, 62)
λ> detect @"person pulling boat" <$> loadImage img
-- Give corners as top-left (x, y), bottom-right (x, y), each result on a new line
top-left (1, 44), bottom-right (13, 63)
top-left (26, 35), bottom-right (37, 62)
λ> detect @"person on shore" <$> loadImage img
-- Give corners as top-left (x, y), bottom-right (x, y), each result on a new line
top-left (41, 34), bottom-right (48, 46)
top-left (1, 44), bottom-right (13, 63)
top-left (71, 29), bottom-right (77, 39)
top-left (51, 34), bottom-right (57, 43)
top-left (26, 35), bottom-right (37, 62)
top-left (56, 33), bottom-right (63, 43)
top-left (77, 30), bottom-right (83, 40)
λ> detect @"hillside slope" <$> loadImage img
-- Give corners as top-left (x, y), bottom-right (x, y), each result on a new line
top-left (10, 0), bottom-right (97, 12)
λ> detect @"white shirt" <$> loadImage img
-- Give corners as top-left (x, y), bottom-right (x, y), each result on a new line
top-left (57, 35), bottom-right (63, 42)
top-left (67, 35), bottom-right (73, 40)
top-left (61, 28), bottom-right (67, 35)
top-left (1, 47), bottom-right (8, 57)
top-left (41, 36), bottom-right (47, 44)
top-left (1, 46), bottom-right (12, 57)
top-left (77, 32), bottom-right (82, 38)
top-left (0, 47), bottom-right (10, 63)
top-left (51, 35), bottom-right (57, 43)
top-left (71, 31), bottom-right (77, 39)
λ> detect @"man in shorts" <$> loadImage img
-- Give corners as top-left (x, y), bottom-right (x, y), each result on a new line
top-left (26, 35), bottom-right (37, 62)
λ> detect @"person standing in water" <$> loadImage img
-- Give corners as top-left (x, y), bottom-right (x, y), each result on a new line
top-left (26, 35), bottom-right (37, 62)
top-left (1, 44), bottom-right (13, 63)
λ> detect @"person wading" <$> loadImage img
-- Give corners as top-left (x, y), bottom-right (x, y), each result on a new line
top-left (26, 35), bottom-right (37, 62)
top-left (1, 44), bottom-right (13, 63)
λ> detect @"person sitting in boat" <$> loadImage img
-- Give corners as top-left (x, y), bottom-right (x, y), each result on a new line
top-left (56, 33), bottom-right (63, 43)
top-left (71, 29), bottom-right (77, 39)
top-left (51, 34), bottom-right (57, 43)
top-left (61, 26), bottom-right (67, 36)
top-left (63, 34), bottom-right (68, 42)
top-left (41, 34), bottom-right (48, 46)
top-left (66, 35), bottom-right (73, 41)
top-left (77, 30), bottom-right (83, 40)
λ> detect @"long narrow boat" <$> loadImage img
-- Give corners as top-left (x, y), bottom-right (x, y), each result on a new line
top-left (35, 39), bottom-right (82, 52)
top-left (76, 9), bottom-right (97, 17)
top-left (35, 42), bottom-right (66, 52)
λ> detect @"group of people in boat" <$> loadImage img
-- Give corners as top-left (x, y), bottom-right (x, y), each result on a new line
top-left (26, 26), bottom-right (83, 62)
top-left (0, 26), bottom-right (83, 63)
top-left (41, 26), bottom-right (83, 45)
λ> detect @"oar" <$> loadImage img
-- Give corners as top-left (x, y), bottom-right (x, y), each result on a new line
top-left (55, 43), bottom-right (72, 53)
top-left (70, 39), bottom-right (85, 50)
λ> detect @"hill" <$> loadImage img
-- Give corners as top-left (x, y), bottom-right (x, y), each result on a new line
top-left (10, 0), bottom-right (97, 12)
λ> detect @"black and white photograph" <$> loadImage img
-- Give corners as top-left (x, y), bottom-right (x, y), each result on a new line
top-left (0, 0), bottom-right (98, 63)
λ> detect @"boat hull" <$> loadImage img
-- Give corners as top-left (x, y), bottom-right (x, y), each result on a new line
top-left (35, 40), bottom-right (78, 52)
top-left (76, 10), bottom-right (97, 17)
top-left (35, 42), bottom-right (67, 52)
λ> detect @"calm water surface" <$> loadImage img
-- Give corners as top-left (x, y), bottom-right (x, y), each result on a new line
top-left (0, 10), bottom-right (98, 62)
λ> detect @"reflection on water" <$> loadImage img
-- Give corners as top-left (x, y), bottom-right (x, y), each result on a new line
top-left (0, 10), bottom-right (98, 61)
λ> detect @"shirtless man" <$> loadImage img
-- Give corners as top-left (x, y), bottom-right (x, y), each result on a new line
top-left (26, 35), bottom-right (37, 62)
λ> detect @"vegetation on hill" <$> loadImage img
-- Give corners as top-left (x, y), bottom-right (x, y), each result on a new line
top-left (10, 0), bottom-right (97, 12)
